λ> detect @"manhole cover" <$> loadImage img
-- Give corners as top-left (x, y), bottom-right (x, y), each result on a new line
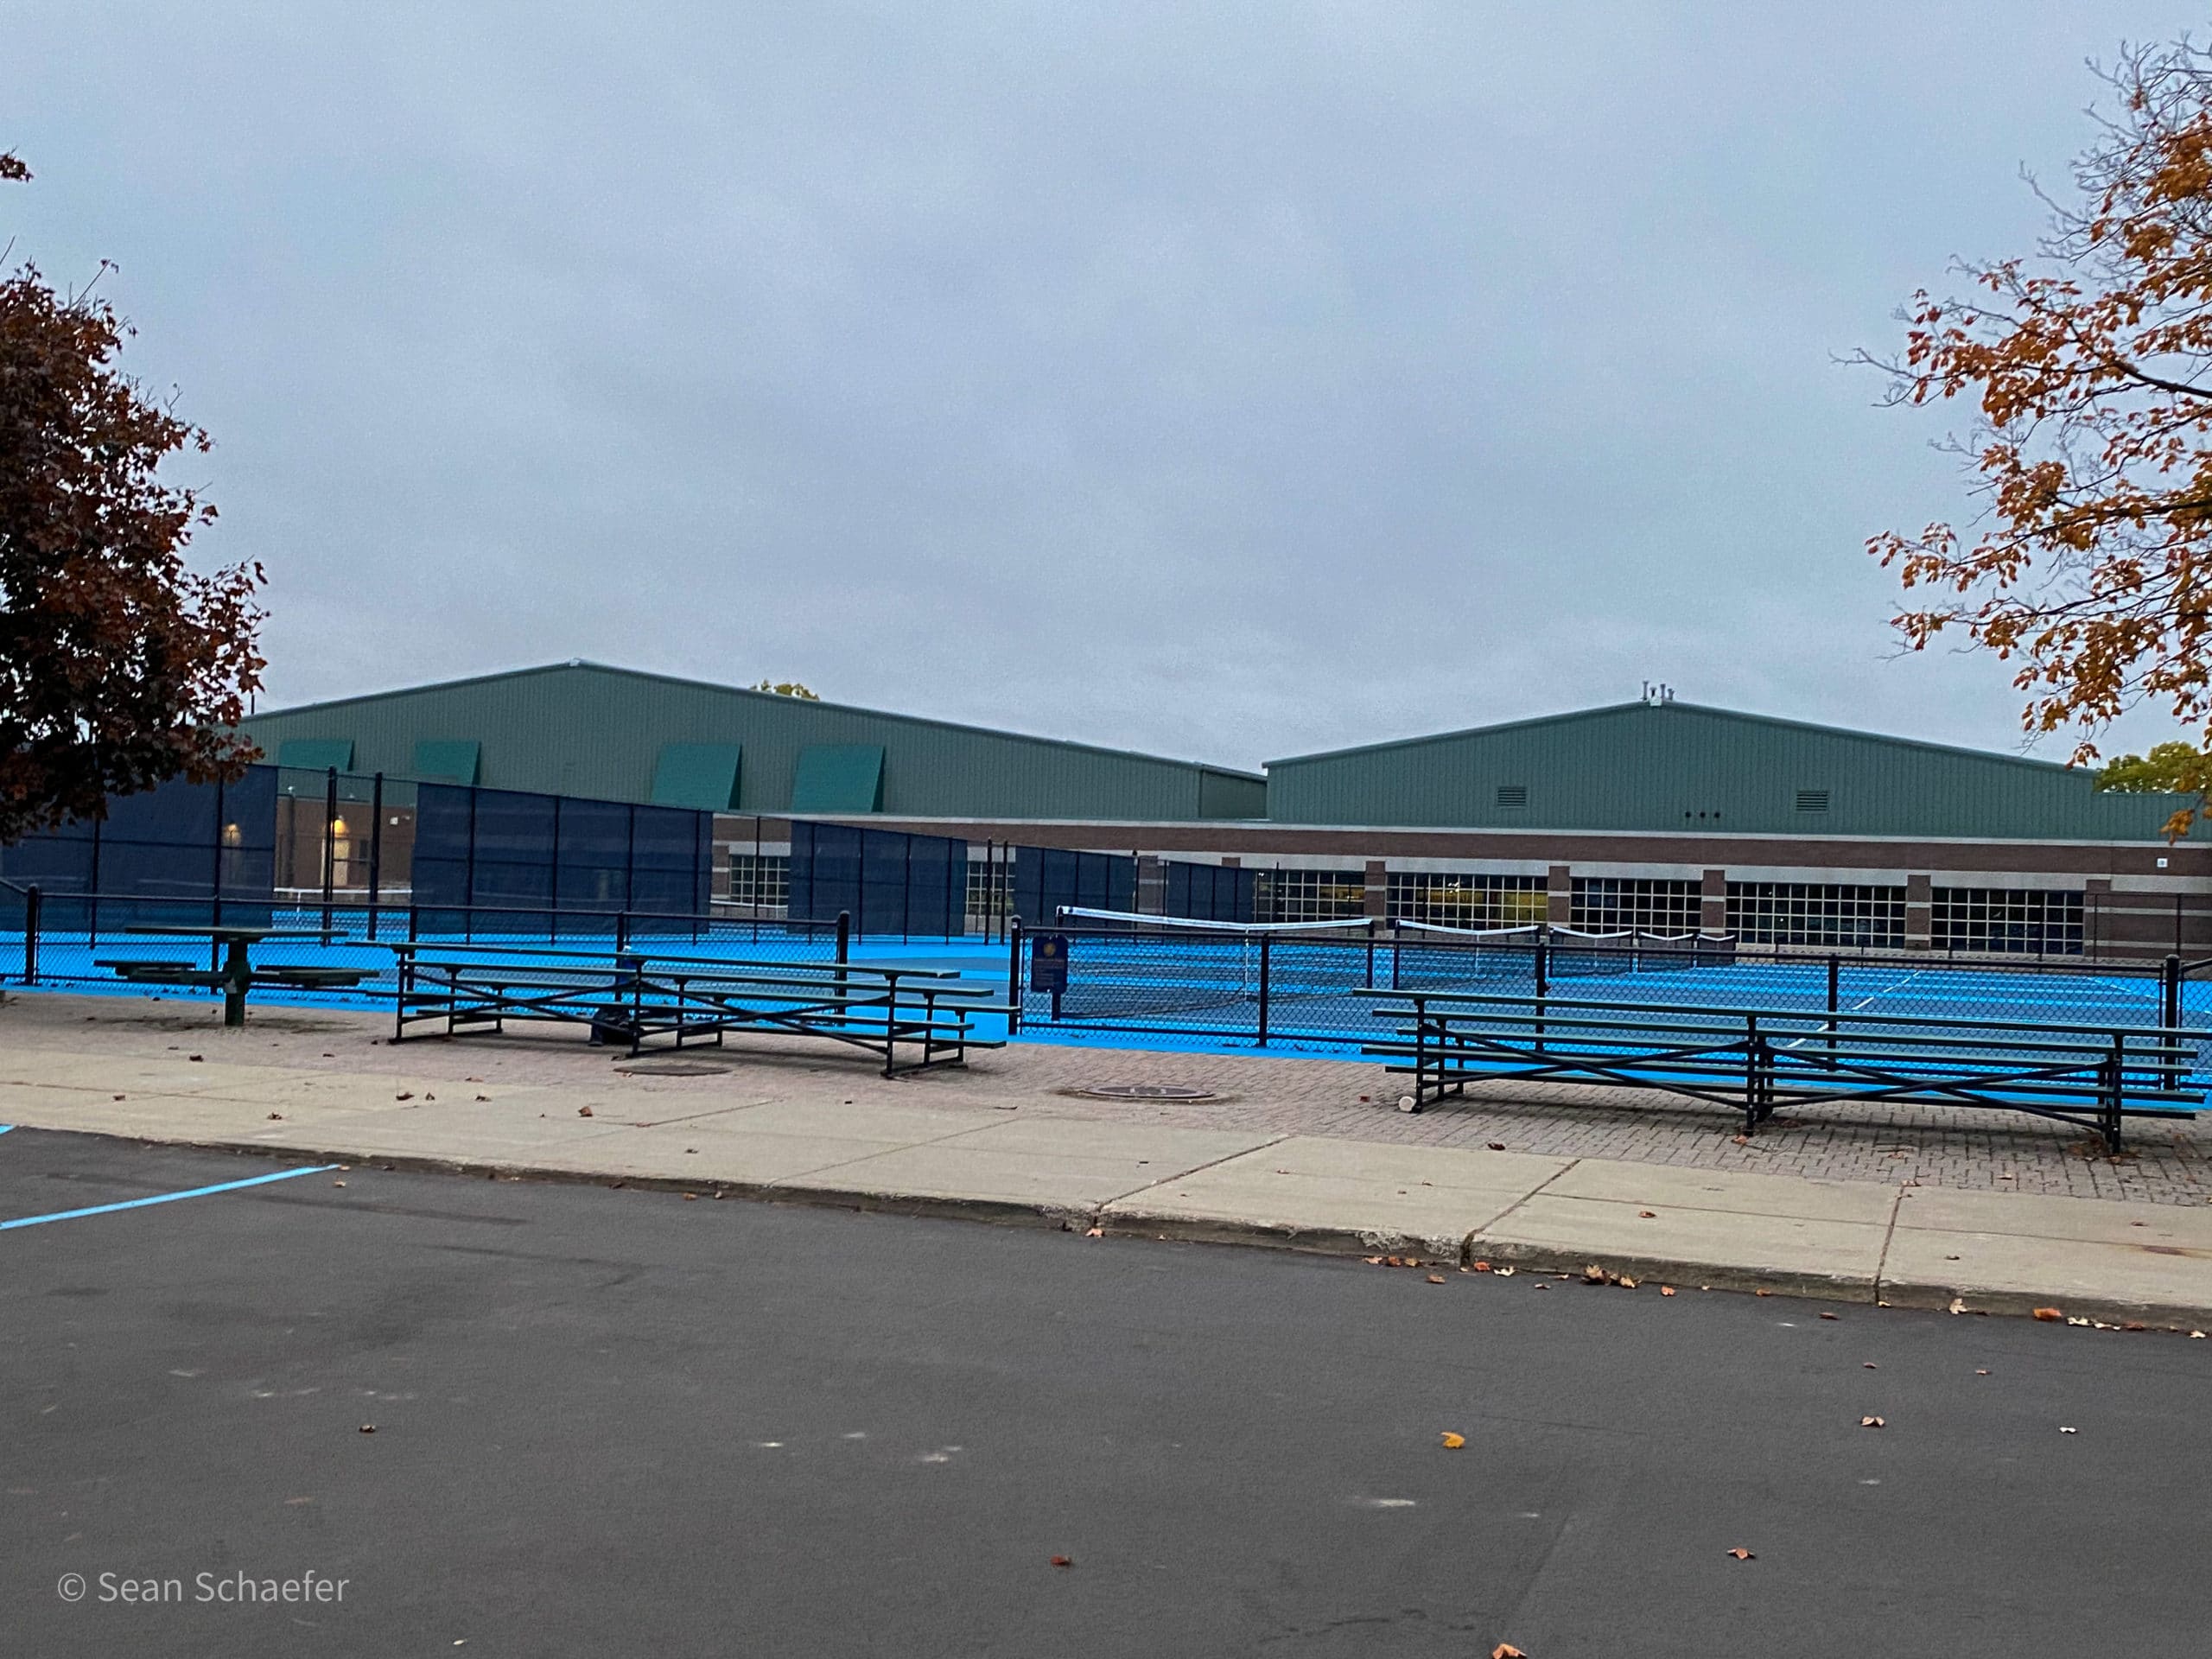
top-left (1077, 1084), bottom-right (1217, 1102)
top-left (613, 1060), bottom-right (731, 1077)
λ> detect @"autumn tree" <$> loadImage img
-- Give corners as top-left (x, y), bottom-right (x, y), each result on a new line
top-left (1864, 36), bottom-right (2212, 836)
top-left (0, 151), bottom-right (264, 843)
top-left (753, 679), bottom-right (819, 700)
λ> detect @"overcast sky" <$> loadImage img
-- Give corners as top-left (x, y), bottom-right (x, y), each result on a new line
top-left (7, 3), bottom-right (2202, 772)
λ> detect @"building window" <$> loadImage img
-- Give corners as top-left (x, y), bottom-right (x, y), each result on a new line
top-left (965, 859), bottom-right (1014, 932)
top-left (1387, 873), bottom-right (1546, 928)
top-left (1571, 878), bottom-right (1701, 935)
top-left (1795, 789), bottom-right (1830, 813)
top-left (1932, 888), bottom-right (2084, 956)
top-left (1264, 869), bottom-right (1369, 923)
top-left (1726, 882), bottom-right (1904, 950)
top-left (727, 853), bottom-right (788, 915)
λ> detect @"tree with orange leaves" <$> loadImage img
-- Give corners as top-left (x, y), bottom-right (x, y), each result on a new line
top-left (1866, 37), bottom-right (2212, 836)
top-left (1, 150), bottom-right (264, 842)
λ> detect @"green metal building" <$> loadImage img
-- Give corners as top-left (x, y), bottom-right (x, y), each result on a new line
top-left (239, 661), bottom-right (1265, 823)
top-left (1265, 699), bottom-right (2199, 842)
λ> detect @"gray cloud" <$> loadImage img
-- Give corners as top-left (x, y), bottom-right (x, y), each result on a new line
top-left (7, 1), bottom-right (2200, 770)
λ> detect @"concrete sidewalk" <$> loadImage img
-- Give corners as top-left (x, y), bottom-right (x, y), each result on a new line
top-left (1, 999), bottom-right (2209, 1329)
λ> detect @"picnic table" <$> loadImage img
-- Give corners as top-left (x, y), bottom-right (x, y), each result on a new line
top-left (97, 925), bottom-right (370, 1027)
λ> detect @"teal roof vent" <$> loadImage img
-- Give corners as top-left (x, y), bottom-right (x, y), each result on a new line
top-left (791, 744), bottom-right (884, 813)
top-left (275, 738), bottom-right (353, 772)
top-left (414, 739), bottom-right (481, 785)
top-left (651, 743), bottom-right (743, 810)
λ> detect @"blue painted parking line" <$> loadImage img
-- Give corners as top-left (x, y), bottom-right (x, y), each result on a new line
top-left (0, 1164), bottom-right (339, 1231)
top-left (0, 1124), bottom-right (14, 1135)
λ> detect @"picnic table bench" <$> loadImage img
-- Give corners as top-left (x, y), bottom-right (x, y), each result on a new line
top-left (96, 925), bottom-right (369, 1026)
top-left (389, 944), bottom-right (1010, 1077)
top-left (1359, 988), bottom-right (2202, 1154)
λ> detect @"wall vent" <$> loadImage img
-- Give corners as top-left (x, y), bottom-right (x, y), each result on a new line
top-left (1496, 784), bottom-right (1529, 809)
top-left (1796, 789), bottom-right (1830, 814)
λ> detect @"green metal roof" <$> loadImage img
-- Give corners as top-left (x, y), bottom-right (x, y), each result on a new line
top-left (1265, 699), bottom-right (2202, 842)
top-left (241, 662), bottom-right (1265, 822)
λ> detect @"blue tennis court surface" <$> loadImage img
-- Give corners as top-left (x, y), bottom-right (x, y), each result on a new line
top-left (8, 921), bottom-right (2211, 1082)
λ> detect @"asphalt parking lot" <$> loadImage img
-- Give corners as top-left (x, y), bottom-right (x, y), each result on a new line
top-left (3, 1123), bottom-right (2208, 1657)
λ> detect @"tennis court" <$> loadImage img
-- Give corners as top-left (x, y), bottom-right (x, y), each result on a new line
top-left (8, 902), bottom-right (2212, 1092)
top-left (1006, 911), bottom-right (2212, 1087)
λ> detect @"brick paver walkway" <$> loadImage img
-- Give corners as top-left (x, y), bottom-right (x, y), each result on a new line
top-left (7, 991), bottom-right (2210, 1206)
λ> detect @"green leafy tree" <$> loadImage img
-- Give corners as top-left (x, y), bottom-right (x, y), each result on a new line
top-left (753, 680), bottom-right (819, 700)
top-left (1, 151), bottom-right (264, 842)
top-left (2095, 740), bottom-right (2200, 792)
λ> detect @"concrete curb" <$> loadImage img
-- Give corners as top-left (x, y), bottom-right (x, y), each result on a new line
top-left (1460, 1236), bottom-right (1880, 1304)
top-left (1096, 1205), bottom-right (1466, 1262)
top-left (38, 1125), bottom-right (2212, 1334)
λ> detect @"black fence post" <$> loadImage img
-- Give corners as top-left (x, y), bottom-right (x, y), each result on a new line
top-left (616, 911), bottom-right (631, 956)
top-left (1535, 937), bottom-right (1550, 1000)
top-left (2163, 954), bottom-right (2183, 1089)
top-left (1256, 932), bottom-right (1272, 1047)
top-left (211, 774), bottom-right (226, 935)
top-left (836, 910), bottom-right (850, 965)
top-left (22, 884), bottom-right (40, 985)
top-left (321, 766), bottom-right (339, 931)
top-left (367, 772), bottom-right (384, 942)
top-left (1007, 917), bottom-right (1024, 1034)
top-left (1827, 954), bottom-right (1840, 1060)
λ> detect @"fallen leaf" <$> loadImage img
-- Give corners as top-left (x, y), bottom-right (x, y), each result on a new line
top-left (2191, 1331), bottom-right (2206, 1339)
top-left (1486, 1142), bottom-right (1507, 1151)
top-left (423, 1093), bottom-right (435, 1102)
top-left (1440, 1432), bottom-right (1466, 1450)
top-left (1084, 1227), bottom-right (1103, 1238)
top-left (1427, 1274), bottom-right (1446, 1285)
top-left (1618, 1276), bottom-right (1637, 1289)
top-left (2032, 1307), bottom-right (2063, 1322)
top-left (1975, 1369), bottom-right (1990, 1376)
top-left (2124, 1321), bottom-right (2147, 1332)
top-left (359, 1424), bottom-right (376, 1434)
top-left (682, 1193), bottom-right (696, 1201)
top-left (1659, 1286), bottom-right (1676, 1296)
top-left (267, 1112), bottom-right (283, 1122)
top-left (1732, 1134), bottom-right (1750, 1145)
top-left (188, 1054), bottom-right (204, 1063)
top-left (1865, 1363), bottom-right (1878, 1370)
top-left (1491, 1646), bottom-right (1528, 1659)
top-left (112, 1094), bottom-right (125, 1101)
top-left (1638, 1211), bottom-right (1656, 1219)
top-left (1754, 1289), bottom-right (1771, 1298)
top-left (578, 1106), bottom-right (594, 1117)
top-left (1583, 1264), bottom-right (1607, 1283)
top-left (332, 1180), bottom-right (346, 1188)
top-left (1860, 1416), bottom-right (1885, 1428)
top-left (474, 1095), bottom-right (490, 1103)
top-left (1471, 1260), bottom-right (1491, 1272)
top-left (1495, 1266), bottom-right (1516, 1277)
top-left (1948, 1297), bottom-right (1968, 1315)
top-left (2059, 1427), bottom-right (2077, 1434)
top-left (1726, 1548), bottom-right (1754, 1560)
top-left (1819, 1312), bottom-right (1839, 1321)
top-left (394, 1092), bottom-right (413, 1102)
top-left (1049, 1555), bottom-right (1072, 1568)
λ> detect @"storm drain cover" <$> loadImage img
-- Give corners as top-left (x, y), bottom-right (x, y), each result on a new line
top-left (613, 1060), bottom-right (732, 1077)
top-left (1077, 1084), bottom-right (1217, 1102)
